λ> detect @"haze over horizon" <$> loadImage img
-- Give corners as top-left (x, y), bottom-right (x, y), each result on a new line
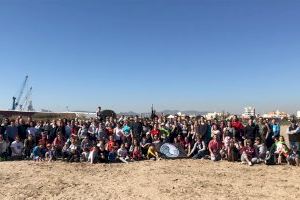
top-left (0, 0), bottom-right (299, 114)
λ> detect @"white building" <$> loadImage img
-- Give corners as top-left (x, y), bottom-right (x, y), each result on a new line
top-left (205, 112), bottom-right (222, 119)
top-left (242, 107), bottom-right (256, 119)
top-left (262, 109), bottom-right (290, 119)
top-left (297, 111), bottom-right (300, 119)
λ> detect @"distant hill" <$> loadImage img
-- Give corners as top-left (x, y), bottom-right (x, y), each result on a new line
top-left (118, 110), bottom-right (209, 116)
top-left (160, 110), bottom-right (209, 116)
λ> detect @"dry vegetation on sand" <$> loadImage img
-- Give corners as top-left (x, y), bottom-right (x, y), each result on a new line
top-left (0, 159), bottom-right (299, 200)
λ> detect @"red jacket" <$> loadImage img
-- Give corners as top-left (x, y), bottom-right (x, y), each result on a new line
top-left (231, 121), bottom-right (244, 131)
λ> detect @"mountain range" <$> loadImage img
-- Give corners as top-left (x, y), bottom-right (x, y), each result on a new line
top-left (119, 110), bottom-right (209, 116)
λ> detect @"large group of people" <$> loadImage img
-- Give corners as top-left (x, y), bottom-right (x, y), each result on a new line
top-left (0, 108), bottom-right (299, 167)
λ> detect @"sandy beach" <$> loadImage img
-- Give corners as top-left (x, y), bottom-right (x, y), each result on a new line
top-left (0, 158), bottom-right (299, 200)
top-left (1, 125), bottom-right (298, 200)
top-left (2, 1), bottom-right (300, 199)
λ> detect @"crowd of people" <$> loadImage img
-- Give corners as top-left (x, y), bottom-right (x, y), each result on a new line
top-left (0, 108), bottom-right (299, 167)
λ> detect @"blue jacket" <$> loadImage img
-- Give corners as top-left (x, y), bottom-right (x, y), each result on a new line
top-left (272, 124), bottom-right (280, 137)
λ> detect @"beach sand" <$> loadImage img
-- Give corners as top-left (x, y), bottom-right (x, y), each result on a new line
top-left (0, 159), bottom-right (299, 200)
top-left (1, 125), bottom-right (299, 200)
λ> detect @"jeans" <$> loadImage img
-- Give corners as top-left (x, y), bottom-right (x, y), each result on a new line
top-left (193, 151), bottom-right (206, 159)
top-left (211, 153), bottom-right (221, 161)
top-left (289, 141), bottom-right (299, 150)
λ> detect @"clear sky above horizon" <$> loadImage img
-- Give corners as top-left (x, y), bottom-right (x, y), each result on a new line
top-left (0, 0), bottom-right (299, 114)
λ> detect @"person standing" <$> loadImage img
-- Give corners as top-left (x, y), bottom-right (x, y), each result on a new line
top-left (26, 121), bottom-right (37, 141)
top-left (271, 119), bottom-right (281, 138)
top-left (198, 117), bottom-right (209, 144)
top-left (211, 124), bottom-right (222, 141)
top-left (223, 121), bottom-right (234, 140)
top-left (257, 117), bottom-right (270, 142)
top-left (17, 119), bottom-right (28, 141)
top-left (6, 120), bottom-right (18, 143)
top-left (96, 106), bottom-right (103, 121)
top-left (231, 115), bottom-right (244, 141)
top-left (131, 116), bottom-right (143, 142)
top-left (0, 118), bottom-right (9, 139)
top-left (266, 119), bottom-right (280, 149)
top-left (244, 119), bottom-right (259, 142)
top-left (286, 120), bottom-right (300, 151)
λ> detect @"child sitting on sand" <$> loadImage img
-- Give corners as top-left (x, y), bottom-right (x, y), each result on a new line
top-left (147, 144), bottom-right (160, 160)
top-left (45, 143), bottom-right (56, 162)
top-left (63, 138), bottom-right (80, 162)
top-left (252, 137), bottom-right (267, 164)
top-left (117, 143), bottom-right (130, 163)
top-left (52, 133), bottom-right (65, 158)
top-left (106, 135), bottom-right (118, 152)
top-left (240, 139), bottom-right (256, 166)
top-left (265, 142), bottom-right (277, 165)
top-left (88, 146), bottom-right (100, 164)
top-left (10, 135), bottom-right (24, 160)
top-left (222, 131), bottom-right (232, 160)
top-left (187, 135), bottom-right (206, 159)
top-left (275, 136), bottom-right (289, 165)
top-left (140, 135), bottom-right (152, 157)
top-left (24, 134), bottom-right (35, 159)
top-left (32, 143), bottom-right (44, 161)
top-left (226, 137), bottom-right (239, 162)
top-left (183, 137), bottom-right (191, 155)
top-left (38, 132), bottom-right (48, 147)
top-left (129, 139), bottom-right (140, 155)
top-left (132, 146), bottom-right (142, 161)
top-left (208, 135), bottom-right (222, 161)
top-left (81, 136), bottom-right (92, 152)
top-left (81, 147), bottom-right (90, 162)
top-left (108, 147), bottom-right (117, 163)
top-left (98, 145), bottom-right (108, 163)
top-left (174, 135), bottom-right (185, 148)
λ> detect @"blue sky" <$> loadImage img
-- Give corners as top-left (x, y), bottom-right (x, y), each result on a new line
top-left (0, 0), bottom-right (299, 114)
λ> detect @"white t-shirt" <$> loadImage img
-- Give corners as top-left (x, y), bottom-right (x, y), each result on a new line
top-left (11, 141), bottom-right (23, 156)
top-left (117, 148), bottom-right (128, 158)
top-left (114, 127), bottom-right (124, 141)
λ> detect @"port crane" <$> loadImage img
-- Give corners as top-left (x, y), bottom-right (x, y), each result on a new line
top-left (19, 87), bottom-right (34, 111)
top-left (11, 75), bottom-right (34, 111)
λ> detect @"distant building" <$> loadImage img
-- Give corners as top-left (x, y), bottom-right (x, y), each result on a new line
top-left (262, 110), bottom-right (289, 119)
top-left (140, 113), bottom-right (151, 118)
top-left (242, 107), bottom-right (256, 119)
top-left (205, 112), bottom-right (222, 119)
top-left (297, 111), bottom-right (300, 119)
